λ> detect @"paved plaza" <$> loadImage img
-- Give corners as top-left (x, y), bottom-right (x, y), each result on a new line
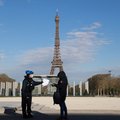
top-left (1, 97), bottom-right (120, 120)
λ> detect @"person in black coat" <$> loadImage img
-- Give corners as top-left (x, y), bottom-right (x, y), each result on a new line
top-left (53, 71), bottom-right (68, 120)
top-left (21, 70), bottom-right (43, 119)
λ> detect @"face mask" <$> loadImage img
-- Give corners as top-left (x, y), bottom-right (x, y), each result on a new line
top-left (29, 74), bottom-right (34, 78)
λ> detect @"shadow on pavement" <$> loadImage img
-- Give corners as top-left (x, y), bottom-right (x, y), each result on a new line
top-left (1, 111), bottom-right (120, 120)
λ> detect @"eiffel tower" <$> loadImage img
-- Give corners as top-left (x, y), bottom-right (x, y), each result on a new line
top-left (50, 12), bottom-right (63, 75)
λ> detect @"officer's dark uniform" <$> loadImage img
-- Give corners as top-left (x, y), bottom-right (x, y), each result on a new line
top-left (21, 73), bottom-right (42, 118)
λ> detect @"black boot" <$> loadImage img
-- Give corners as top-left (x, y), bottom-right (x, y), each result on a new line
top-left (23, 114), bottom-right (28, 119)
top-left (28, 113), bottom-right (33, 118)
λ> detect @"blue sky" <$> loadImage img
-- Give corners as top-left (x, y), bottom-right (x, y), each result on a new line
top-left (0, 0), bottom-right (120, 83)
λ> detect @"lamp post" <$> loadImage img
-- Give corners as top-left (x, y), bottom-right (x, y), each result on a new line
top-left (73, 81), bottom-right (75, 96)
top-left (108, 70), bottom-right (111, 75)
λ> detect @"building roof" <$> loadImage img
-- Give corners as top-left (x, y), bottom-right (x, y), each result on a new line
top-left (0, 74), bottom-right (15, 82)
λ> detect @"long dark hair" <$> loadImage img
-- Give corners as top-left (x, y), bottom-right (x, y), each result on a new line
top-left (57, 71), bottom-right (68, 85)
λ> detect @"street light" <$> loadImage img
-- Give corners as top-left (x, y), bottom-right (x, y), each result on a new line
top-left (108, 70), bottom-right (111, 75)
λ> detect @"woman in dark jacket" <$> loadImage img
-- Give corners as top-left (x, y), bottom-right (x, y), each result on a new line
top-left (53, 71), bottom-right (68, 120)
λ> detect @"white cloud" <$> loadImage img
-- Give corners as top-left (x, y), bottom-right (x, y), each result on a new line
top-left (19, 47), bottom-right (53, 66)
top-left (11, 22), bottom-right (110, 82)
top-left (61, 30), bottom-right (109, 64)
top-left (18, 25), bottom-right (108, 73)
top-left (19, 27), bottom-right (109, 67)
top-left (82, 22), bottom-right (102, 31)
top-left (0, 52), bottom-right (5, 60)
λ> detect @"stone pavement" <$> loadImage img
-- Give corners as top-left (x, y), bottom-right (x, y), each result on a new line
top-left (1, 108), bottom-right (120, 120)
top-left (1, 106), bottom-right (120, 120)
top-left (1, 97), bottom-right (120, 120)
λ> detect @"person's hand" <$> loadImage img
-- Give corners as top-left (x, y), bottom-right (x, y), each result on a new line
top-left (51, 83), bottom-right (56, 87)
top-left (41, 80), bottom-right (43, 84)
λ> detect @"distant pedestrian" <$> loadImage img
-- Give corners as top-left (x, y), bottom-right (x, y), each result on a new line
top-left (52, 71), bottom-right (68, 120)
top-left (21, 70), bottom-right (43, 119)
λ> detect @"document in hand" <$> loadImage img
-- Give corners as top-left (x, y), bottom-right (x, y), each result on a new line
top-left (42, 78), bottom-right (50, 86)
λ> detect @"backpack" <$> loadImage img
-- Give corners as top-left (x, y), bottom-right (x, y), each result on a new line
top-left (53, 89), bottom-right (61, 104)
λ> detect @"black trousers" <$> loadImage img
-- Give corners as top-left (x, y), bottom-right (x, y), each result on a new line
top-left (59, 101), bottom-right (68, 119)
top-left (22, 95), bottom-right (32, 115)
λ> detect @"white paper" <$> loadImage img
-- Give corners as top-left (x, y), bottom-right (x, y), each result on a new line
top-left (42, 78), bottom-right (50, 86)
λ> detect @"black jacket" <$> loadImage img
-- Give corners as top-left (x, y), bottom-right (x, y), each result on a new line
top-left (22, 76), bottom-right (42, 98)
top-left (56, 71), bottom-right (68, 102)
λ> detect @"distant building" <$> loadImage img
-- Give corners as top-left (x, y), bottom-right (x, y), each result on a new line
top-left (0, 74), bottom-right (20, 96)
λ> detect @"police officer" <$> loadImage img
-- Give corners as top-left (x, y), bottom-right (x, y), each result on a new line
top-left (21, 70), bottom-right (43, 119)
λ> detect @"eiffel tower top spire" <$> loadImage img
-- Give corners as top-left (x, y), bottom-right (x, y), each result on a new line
top-left (56, 8), bottom-right (59, 16)
top-left (55, 11), bottom-right (60, 47)
top-left (50, 12), bottom-right (63, 75)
